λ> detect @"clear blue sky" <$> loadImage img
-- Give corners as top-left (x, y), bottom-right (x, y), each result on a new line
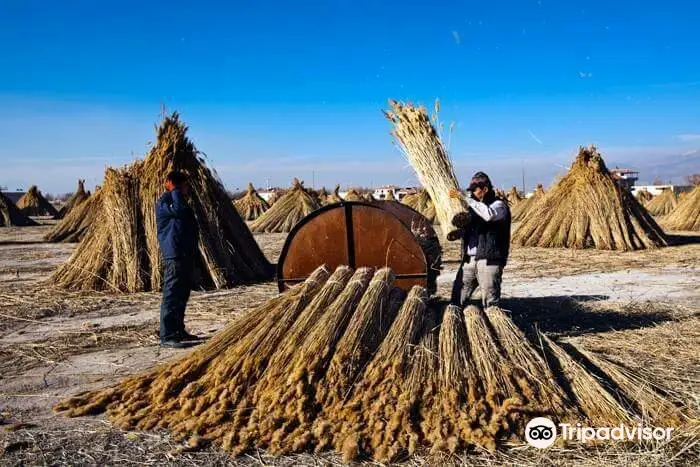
top-left (1, 0), bottom-right (699, 194)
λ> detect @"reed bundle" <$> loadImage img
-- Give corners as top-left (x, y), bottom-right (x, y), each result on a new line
top-left (0, 192), bottom-right (37, 227)
top-left (645, 188), bottom-right (678, 216)
top-left (385, 100), bottom-right (463, 238)
top-left (385, 189), bottom-right (396, 201)
top-left (45, 188), bottom-right (102, 242)
top-left (316, 187), bottom-right (329, 204)
top-left (344, 188), bottom-right (363, 201)
top-left (662, 185), bottom-right (700, 231)
top-left (511, 184), bottom-right (544, 221)
top-left (507, 186), bottom-right (523, 206)
top-left (249, 178), bottom-right (320, 232)
top-left (512, 146), bottom-right (668, 250)
top-left (17, 185), bottom-right (58, 217)
top-left (234, 183), bottom-right (269, 220)
top-left (402, 189), bottom-right (437, 223)
top-left (635, 189), bottom-right (653, 204)
top-left (325, 185), bottom-right (343, 204)
top-left (539, 333), bottom-right (633, 426)
top-left (52, 113), bottom-right (272, 292)
top-left (56, 179), bottom-right (90, 219)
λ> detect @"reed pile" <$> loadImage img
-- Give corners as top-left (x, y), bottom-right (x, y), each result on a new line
top-left (234, 183), bottom-right (269, 220)
top-left (385, 100), bottom-right (463, 239)
top-left (45, 188), bottom-right (102, 242)
top-left (402, 190), bottom-right (437, 223)
top-left (635, 189), bottom-right (653, 204)
top-left (57, 179), bottom-right (90, 219)
top-left (662, 185), bottom-right (700, 231)
top-left (645, 188), bottom-right (678, 216)
top-left (511, 184), bottom-right (544, 221)
top-left (55, 272), bottom-right (691, 461)
top-left (316, 187), bottom-right (329, 204)
top-left (51, 112), bottom-right (273, 292)
top-left (507, 186), bottom-right (522, 206)
top-left (249, 178), bottom-right (320, 232)
top-left (512, 146), bottom-right (667, 250)
top-left (17, 185), bottom-right (58, 217)
top-left (344, 188), bottom-right (363, 201)
top-left (0, 192), bottom-right (37, 227)
top-left (325, 185), bottom-right (343, 204)
top-left (385, 189), bottom-right (396, 201)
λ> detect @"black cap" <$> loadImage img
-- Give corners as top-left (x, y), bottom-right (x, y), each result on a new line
top-left (468, 171), bottom-right (492, 191)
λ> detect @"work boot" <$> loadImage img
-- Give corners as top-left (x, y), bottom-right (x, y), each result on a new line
top-left (160, 339), bottom-right (190, 349)
top-left (179, 330), bottom-right (204, 342)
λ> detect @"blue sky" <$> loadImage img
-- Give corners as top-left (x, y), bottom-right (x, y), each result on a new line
top-left (1, 0), bottom-right (699, 194)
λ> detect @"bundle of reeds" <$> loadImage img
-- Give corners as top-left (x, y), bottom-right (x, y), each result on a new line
top-left (635, 189), bottom-right (653, 205)
top-left (316, 187), bottom-right (329, 204)
top-left (249, 178), bottom-right (320, 233)
top-left (571, 344), bottom-right (683, 426)
top-left (511, 184), bottom-right (544, 221)
top-left (325, 185), bottom-right (343, 205)
top-left (44, 188), bottom-right (102, 242)
top-left (17, 185), bottom-right (58, 217)
top-left (332, 285), bottom-right (428, 462)
top-left (267, 189), bottom-right (285, 206)
top-left (495, 188), bottom-right (507, 199)
top-left (362, 192), bottom-right (377, 203)
top-left (57, 179), bottom-right (90, 219)
top-left (234, 182), bottom-right (269, 220)
top-left (0, 192), bottom-right (37, 227)
top-left (645, 188), bottom-right (678, 216)
top-left (343, 188), bottom-right (363, 201)
top-left (402, 189), bottom-right (437, 223)
top-left (539, 333), bottom-right (633, 427)
top-left (512, 146), bottom-right (668, 250)
top-left (52, 112), bottom-right (273, 292)
top-left (385, 100), bottom-right (463, 238)
top-left (385, 189), bottom-right (396, 201)
top-left (507, 186), bottom-right (522, 206)
top-left (662, 185), bottom-right (700, 231)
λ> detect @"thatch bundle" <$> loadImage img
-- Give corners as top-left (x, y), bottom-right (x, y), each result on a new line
top-left (635, 189), bottom-right (653, 204)
top-left (507, 186), bottom-right (523, 206)
top-left (57, 179), bottom-right (90, 219)
top-left (17, 185), bottom-right (58, 217)
top-left (52, 112), bottom-right (273, 292)
top-left (234, 183), bottom-right (269, 220)
top-left (44, 188), bottom-right (102, 242)
top-left (511, 184), bottom-right (544, 221)
top-left (267, 189), bottom-right (285, 206)
top-left (325, 185), bottom-right (343, 205)
top-left (343, 188), bottom-right (363, 201)
top-left (362, 192), bottom-right (376, 203)
top-left (316, 187), bottom-right (329, 205)
top-left (385, 189), bottom-right (396, 201)
top-left (249, 178), bottom-right (320, 233)
top-left (385, 100), bottom-right (464, 239)
top-left (0, 192), bottom-right (37, 227)
top-left (645, 188), bottom-right (678, 216)
top-left (402, 190), bottom-right (437, 223)
top-left (55, 268), bottom-right (689, 461)
top-left (662, 185), bottom-right (700, 231)
top-left (512, 146), bottom-right (667, 250)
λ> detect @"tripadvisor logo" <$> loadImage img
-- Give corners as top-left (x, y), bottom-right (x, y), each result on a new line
top-left (526, 417), bottom-right (674, 449)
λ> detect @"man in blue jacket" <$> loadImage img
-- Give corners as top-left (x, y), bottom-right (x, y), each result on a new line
top-left (157, 171), bottom-right (202, 348)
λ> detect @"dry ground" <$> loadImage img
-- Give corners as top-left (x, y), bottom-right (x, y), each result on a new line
top-left (1, 223), bottom-right (699, 466)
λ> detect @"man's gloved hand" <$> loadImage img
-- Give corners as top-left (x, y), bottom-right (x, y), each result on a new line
top-left (452, 211), bottom-right (470, 229)
top-left (447, 229), bottom-right (464, 242)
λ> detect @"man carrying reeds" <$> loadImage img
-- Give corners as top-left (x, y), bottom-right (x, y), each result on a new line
top-left (157, 171), bottom-right (202, 348)
top-left (449, 172), bottom-right (511, 307)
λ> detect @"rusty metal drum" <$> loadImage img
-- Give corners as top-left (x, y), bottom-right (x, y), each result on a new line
top-left (277, 201), bottom-right (440, 294)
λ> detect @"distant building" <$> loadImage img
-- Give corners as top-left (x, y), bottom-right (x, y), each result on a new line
top-left (632, 184), bottom-right (692, 197)
top-left (0, 190), bottom-right (26, 204)
top-left (610, 168), bottom-right (639, 191)
top-left (372, 185), bottom-right (417, 201)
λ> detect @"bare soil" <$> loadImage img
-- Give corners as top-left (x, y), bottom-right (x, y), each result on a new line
top-left (1, 225), bottom-right (698, 465)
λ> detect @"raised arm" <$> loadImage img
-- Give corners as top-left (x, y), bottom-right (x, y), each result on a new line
top-left (157, 189), bottom-right (189, 219)
top-left (464, 197), bottom-right (507, 222)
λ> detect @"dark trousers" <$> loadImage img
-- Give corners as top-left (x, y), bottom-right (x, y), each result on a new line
top-left (160, 258), bottom-right (193, 342)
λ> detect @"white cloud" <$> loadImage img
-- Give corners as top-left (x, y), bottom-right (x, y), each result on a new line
top-left (676, 134), bottom-right (700, 142)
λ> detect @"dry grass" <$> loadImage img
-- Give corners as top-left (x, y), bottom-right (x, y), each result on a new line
top-left (636, 189), bottom-right (653, 204)
top-left (235, 183), bottom-right (270, 221)
top-left (51, 113), bottom-right (273, 292)
top-left (0, 192), bottom-right (36, 227)
top-left (385, 100), bottom-right (463, 238)
top-left (507, 186), bottom-right (523, 206)
top-left (56, 179), bottom-right (90, 220)
top-left (249, 178), bottom-right (320, 233)
top-left (645, 188), bottom-right (678, 217)
top-left (512, 147), bottom-right (668, 250)
top-left (663, 185), bottom-right (700, 231)
top-left (45, 187), bottom-right (103, 242)
top-left (17, 186), bottom-right (58, 218)
top-left (511, 184), bottom-right (545, 222)
top-left (403, 190), bottom-right (437, 224)
top-left (343, 188), bottom-right (363, 201)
